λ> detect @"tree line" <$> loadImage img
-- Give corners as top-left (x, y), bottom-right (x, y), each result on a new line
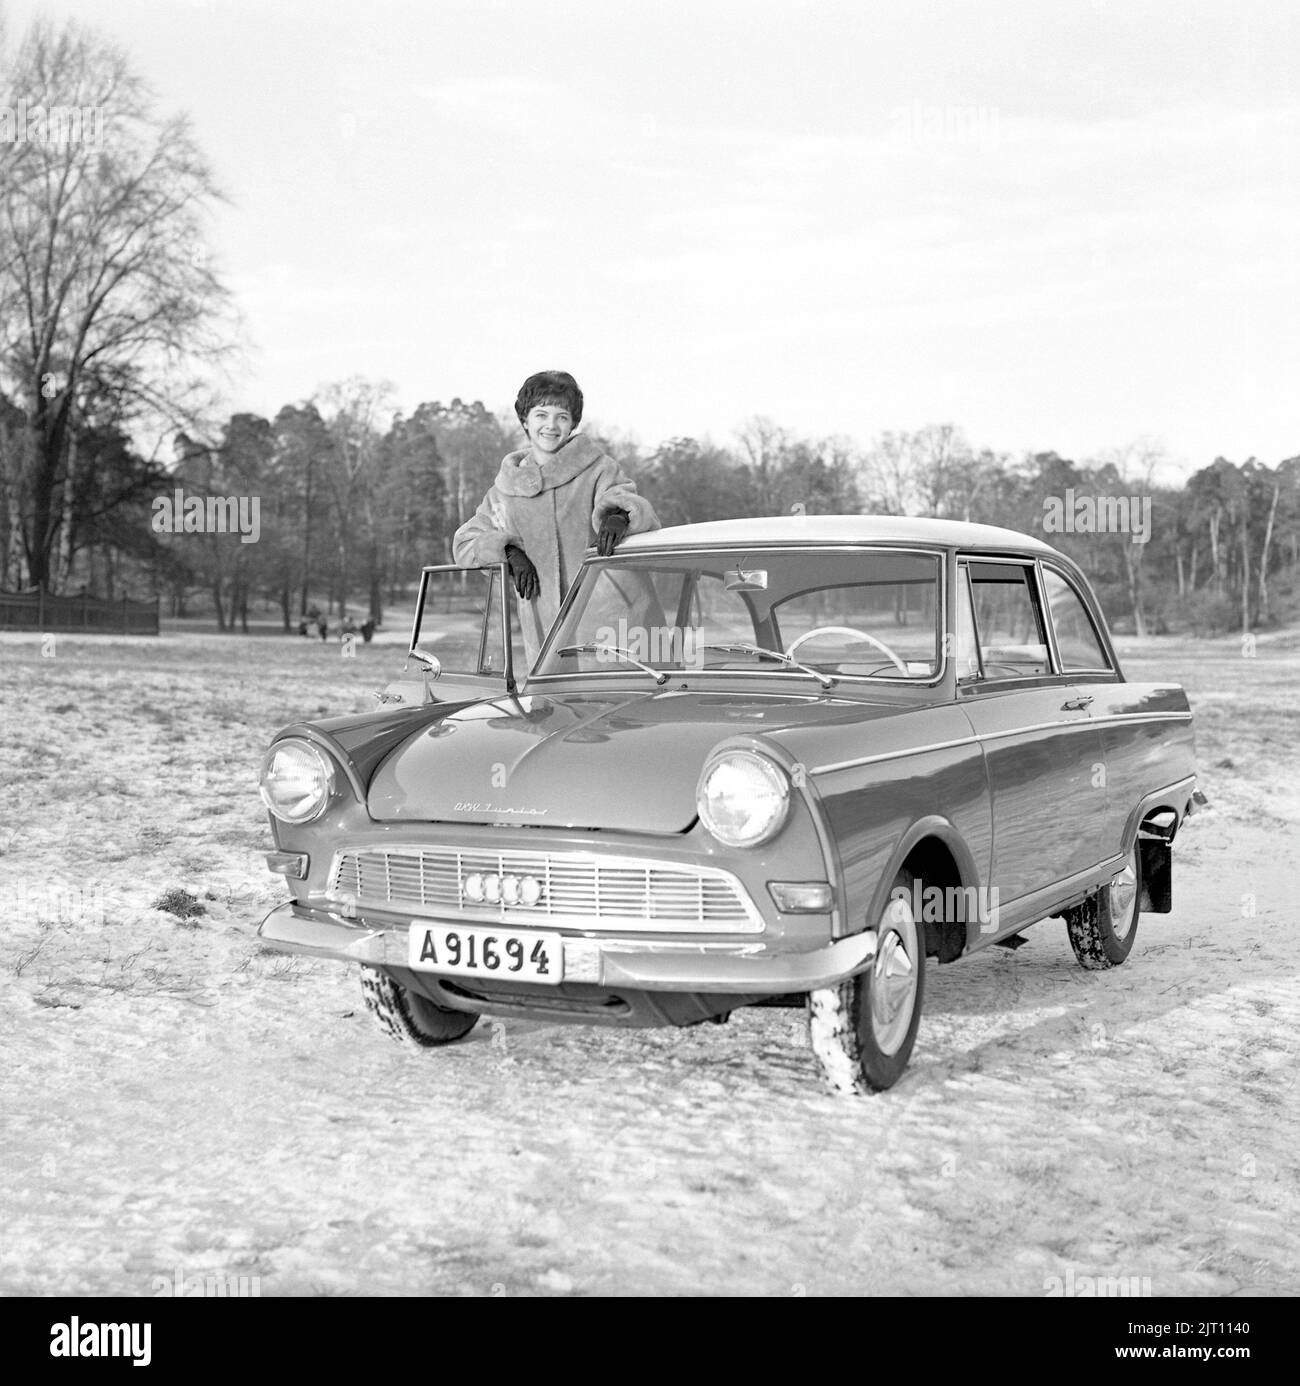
top-left (2, 15), bottom-right (1297, 638)
top-left (9, 384), bottom-right (1298, 640)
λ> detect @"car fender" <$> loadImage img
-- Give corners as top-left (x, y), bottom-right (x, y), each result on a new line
top-left (269, 701), bottom-right (480, 806)
top-left (696, 730), bottom-right (850, 938)
top-left (860, 814), bottom-right (984, 948)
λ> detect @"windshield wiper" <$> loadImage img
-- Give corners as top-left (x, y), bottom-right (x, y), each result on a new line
top-left (557, 642), bottom-right (669, 684)
top-left (698, 642), bottom-right (837, 689)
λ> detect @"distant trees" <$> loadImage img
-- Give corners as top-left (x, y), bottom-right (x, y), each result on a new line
top-left (645, 437), bottom-right (758, 525)
top-left (641, 425), bottom-right (865, 530)
top-left (62, 378), bottom-right (1300, 639)
top-left (10, 342), bottom-right (1300, 637)
top-left (138, 387), bottom-right (519, 628)
top-left (0, 15), bottom-right (232, 591)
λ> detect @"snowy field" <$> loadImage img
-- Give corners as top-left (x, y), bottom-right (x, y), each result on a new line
top-left (0, 626), bottom-right (1297, 1297)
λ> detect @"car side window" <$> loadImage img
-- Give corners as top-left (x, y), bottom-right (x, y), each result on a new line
top-left (1042, 568), bottom-right (1111, 672)
top-left (966, 560), bottom-right (1051, 678)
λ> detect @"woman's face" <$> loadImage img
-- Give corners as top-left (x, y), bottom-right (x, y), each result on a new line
top-left (525, 402), bottom-right (575, 455)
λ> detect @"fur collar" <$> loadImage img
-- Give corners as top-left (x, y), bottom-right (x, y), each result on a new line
top-left (494, 433), bottom-right (606, 497)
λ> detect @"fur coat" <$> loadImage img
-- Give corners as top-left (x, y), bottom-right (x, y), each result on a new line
top-left (452, 433), bottom-right (659, 665)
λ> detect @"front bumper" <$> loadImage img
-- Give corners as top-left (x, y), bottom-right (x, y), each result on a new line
top-left (256, 901), bottom-right (876, 994)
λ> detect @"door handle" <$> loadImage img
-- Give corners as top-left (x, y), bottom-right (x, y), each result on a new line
top-left (1061, 695), bottom-right (1094, 711)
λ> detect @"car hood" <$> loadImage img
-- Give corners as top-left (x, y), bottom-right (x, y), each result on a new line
top-left (366, 687), bottom-right (905, 832)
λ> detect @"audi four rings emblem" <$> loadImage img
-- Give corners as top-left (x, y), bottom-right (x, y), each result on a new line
top-left (462, 871), bottom-right (544, 906)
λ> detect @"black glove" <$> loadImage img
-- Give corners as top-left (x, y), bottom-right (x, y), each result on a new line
top-left (596, 508), bottom-right (630, 557)
top-left (504, 543), bottom-right (539, 600)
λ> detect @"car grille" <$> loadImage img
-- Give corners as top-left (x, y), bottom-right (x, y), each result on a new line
top-left (327, 846), bottom-right (763, 933)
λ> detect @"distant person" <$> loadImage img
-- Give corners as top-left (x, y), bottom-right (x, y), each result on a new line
top-left (360, 617), bottom-right (376, 643)
top-left (453, 370), bottom-right (658, 666)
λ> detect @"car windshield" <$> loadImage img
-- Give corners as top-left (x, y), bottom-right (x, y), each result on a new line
top-left (534, 547), bottom-right (943, 681)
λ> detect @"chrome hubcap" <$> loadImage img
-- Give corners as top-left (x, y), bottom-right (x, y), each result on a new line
top-left (1108, 857), bottom-right (1138, 940)
top-left (871, 894), bottom-right (918, 1055)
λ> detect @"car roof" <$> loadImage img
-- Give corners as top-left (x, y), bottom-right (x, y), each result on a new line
top-left (618, 513), bottom-right (1061, 556)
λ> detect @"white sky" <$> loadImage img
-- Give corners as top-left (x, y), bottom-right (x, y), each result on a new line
top-left (5, 0), bottom-right (1298, 476)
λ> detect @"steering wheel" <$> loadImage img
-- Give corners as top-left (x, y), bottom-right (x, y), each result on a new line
top-left (785, 625), bottom-right (909, 676)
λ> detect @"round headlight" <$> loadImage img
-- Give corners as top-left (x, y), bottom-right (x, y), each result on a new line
top-left (697, 751), bottom-right (790, 848)
top-left (259, 739), bottom-right (336, 824)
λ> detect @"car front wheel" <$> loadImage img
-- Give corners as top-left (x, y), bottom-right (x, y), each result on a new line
top-left (360, 968), bottom-right (479, 1048)
top-left (807, 868), bottom-right (925, 1094)
top-left (1063, 845), bottom-right (1141, 970)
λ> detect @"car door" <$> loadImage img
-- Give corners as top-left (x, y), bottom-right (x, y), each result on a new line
top-left (388, 561), bottom-right (525, 703)
top-left (1038, 561), bottom-right (1194, 865)
top-left (956, 556), bottom-right (1107, 906)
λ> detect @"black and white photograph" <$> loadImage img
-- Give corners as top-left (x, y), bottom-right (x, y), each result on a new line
top-left (0, 0), bottom-right (1295, 1332)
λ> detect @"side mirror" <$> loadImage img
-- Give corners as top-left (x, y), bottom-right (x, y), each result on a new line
top-left (404, 562), bottom-right (519, 695)
top-left (407, 646), bottom-right (442, 677)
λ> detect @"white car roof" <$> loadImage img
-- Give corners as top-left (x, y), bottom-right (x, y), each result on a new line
top-left (618, 513), bottom-right (1060, 556)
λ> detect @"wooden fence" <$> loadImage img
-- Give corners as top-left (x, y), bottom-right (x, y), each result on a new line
top-left (0, 588), bottom-right (159, 634)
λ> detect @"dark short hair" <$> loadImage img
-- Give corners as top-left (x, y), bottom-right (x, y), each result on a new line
top-left (514, 370), bottom-right (584, 428)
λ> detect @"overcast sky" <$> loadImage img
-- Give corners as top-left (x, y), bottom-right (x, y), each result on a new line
top-left (5, 0), bottom-right (1298, 476)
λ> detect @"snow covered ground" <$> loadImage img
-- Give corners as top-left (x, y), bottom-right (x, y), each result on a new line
top-left (0, 627), bottom-right (1296, 1296)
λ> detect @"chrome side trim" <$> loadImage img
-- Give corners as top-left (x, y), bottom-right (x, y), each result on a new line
top-left (1082, 713), bottom-right (1193, 732)
top-left (812, 733), bottom-right (979, 776)
top-left (810, 711), bottom-right (1193, 776)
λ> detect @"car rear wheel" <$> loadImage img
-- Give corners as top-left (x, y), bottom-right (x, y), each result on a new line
top-left (1063, 845), bottom-right (1141, 970)
top-left (360, 967), bottom-right (479, 1047)
top-left (807, 868), bottom-right (925, 1094)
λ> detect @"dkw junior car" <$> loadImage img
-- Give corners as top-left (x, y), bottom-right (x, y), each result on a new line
top-left (257, 516), bottom-right (1198, 1093)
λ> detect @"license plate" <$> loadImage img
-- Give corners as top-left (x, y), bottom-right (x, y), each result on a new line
top-left (408, 922), bottom-right (564, 985)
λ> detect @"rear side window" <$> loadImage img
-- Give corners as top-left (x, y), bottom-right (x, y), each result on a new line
top-left (1042, 568), bottom-right (1111, 671)
top-left (966, 561), bottom-right (1050, 678)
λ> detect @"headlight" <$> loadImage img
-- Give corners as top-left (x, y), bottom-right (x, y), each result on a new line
top-left (697, 751), bottom-right (790, 848)
top-left (259, 739), bottom-right (336, 824)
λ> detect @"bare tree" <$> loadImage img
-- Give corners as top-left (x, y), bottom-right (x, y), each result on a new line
top-left (735, 416), bottom-right (792, 514)
top-left (0, 16), bottom-right (235, 590)
top-left (1090, 437), bottom-right (1164, 639)
top-left (314, 377), bottom-right (396, 615)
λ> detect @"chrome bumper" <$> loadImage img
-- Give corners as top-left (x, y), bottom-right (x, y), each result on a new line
top-left (256, 901), bottom-right (876, 994)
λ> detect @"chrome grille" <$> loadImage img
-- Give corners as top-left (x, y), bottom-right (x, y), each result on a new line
top-left (328, 846), bottom-right (762, 933)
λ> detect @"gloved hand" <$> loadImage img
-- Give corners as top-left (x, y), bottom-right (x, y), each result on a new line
top-left (596, 508), bottom-right (630, 557)
top-left (504, 544), bottom-right (539, 600)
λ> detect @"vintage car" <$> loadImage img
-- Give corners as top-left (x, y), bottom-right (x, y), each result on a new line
top-left (257, 516), bottom-right (1199, 1093)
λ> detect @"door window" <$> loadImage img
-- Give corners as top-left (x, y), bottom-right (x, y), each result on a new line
top-left (966, 561), bottom-right (1050, 678)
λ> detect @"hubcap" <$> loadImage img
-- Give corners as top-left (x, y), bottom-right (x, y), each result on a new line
top-left (1108, 857), bottom-right (1138, 940)
top-left (870, 894), bottom-right (919, 1055)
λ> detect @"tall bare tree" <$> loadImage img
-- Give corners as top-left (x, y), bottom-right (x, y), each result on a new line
top-left (1089, 438), bottom-right (1165, 639)
top-left (314, 377), bottom-right (395, 616)
top-left (0, 16), bottom-right (234, 590)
